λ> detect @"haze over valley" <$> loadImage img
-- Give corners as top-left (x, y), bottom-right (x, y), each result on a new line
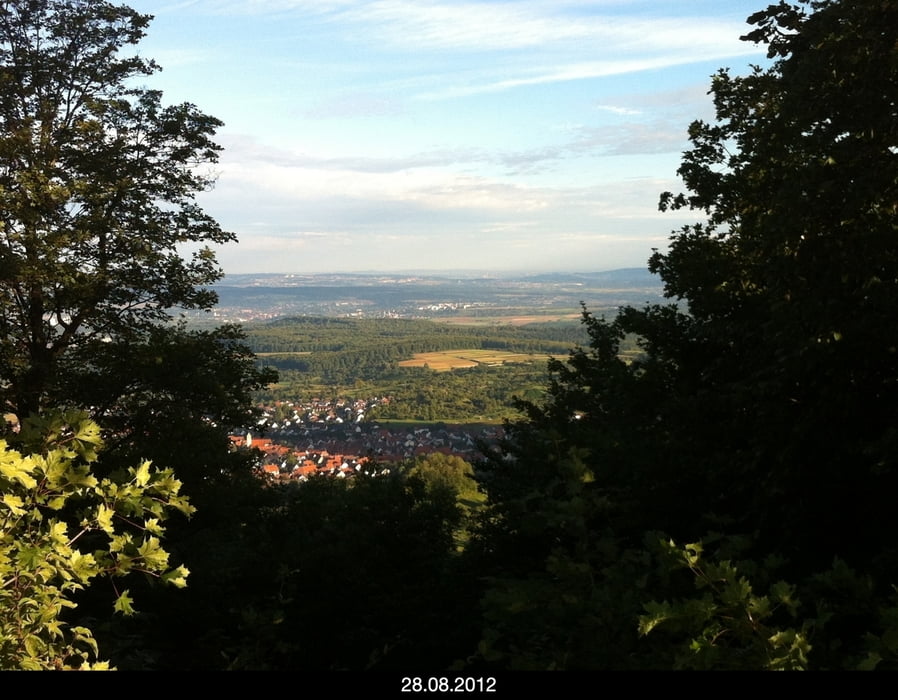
top-left (193, 267), bottom-right (666, 325)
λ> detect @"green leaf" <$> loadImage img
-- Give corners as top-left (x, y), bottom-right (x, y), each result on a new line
top-left (69, 551), bottom-right (99, 583)
top-left (719, 575), bottom-right (753, 606)
top-left (857, 652), bottom-right (881, 671)
top-left (0, 412), bottom-right (193, 669)
top-left (0, 452), bottom-right (37, 489)
top-left (683, 542), bottom-right (703, 567)
top-left (133, 460), bottom-right (151, 487)
top-left (137, 536), bottom-right (169, 570)
top-left (46, 495), bottom-right (67, 511)
top-left (114, 590), bottom-right (136, 616)
top-left (161, 564), bottom-right (190, 589)
top-left (1, 493), bottom-right (26, 516)
top-left (48, 521), bottom-right (69, 545)
top-left (94, 504), bottom-right (114, 535)
top-left (769, 580), bottom-right (800, 615)
top-left (639, 600), bottom-right (676, 636)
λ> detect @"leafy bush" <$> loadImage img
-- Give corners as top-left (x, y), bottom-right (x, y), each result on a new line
top-left (0, 411), bottom-right (193, 670)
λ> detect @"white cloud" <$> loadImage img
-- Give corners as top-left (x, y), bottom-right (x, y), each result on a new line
top-left (133, 0), bottom-right (761, 272)
top-left (329, 1), bottom-right (755, 56)
top-left (597, 104), bottom-right (642, 116)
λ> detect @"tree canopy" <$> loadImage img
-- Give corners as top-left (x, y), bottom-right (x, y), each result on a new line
top-left (0, 410), bottom-right (194, 670)
top-left (471, 0), bottom-right (898, 670)
top-left (0, 0), bottom-right (244, 420)
top-left (649, 0), bottom-right (898, 559)
top-left (0, 0), bottom-right (273, 477)
top-left (0, 1), bottom-right (272, 670)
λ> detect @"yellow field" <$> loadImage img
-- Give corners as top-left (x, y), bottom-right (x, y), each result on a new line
top-left (398, 349), bottom-right (538, 371)
top-left (439, 313), bottom-right (581, 326)
top-left (256, 351), bottom-right (312, 357)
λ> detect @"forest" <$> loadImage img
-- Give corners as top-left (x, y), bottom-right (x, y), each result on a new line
top-left (245, 316), bottom-right (595, 421)
top-left (4, 0), bottom-right (898, 674)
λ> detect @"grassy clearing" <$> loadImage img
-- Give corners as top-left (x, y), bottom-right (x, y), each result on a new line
top-left (398, 349), bottom-right (539, 371)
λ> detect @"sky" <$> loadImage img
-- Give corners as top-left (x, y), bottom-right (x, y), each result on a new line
top-left (126, 0), bottom-right (771, 275)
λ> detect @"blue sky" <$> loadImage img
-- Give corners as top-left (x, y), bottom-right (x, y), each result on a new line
top-left (127, 0), bottom-right (769, 274)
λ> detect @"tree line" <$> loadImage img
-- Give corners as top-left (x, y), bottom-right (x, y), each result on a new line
top-left (246, 315), bottom-right (585, 355)
top-left (246, 315), bottom-right (586, 404)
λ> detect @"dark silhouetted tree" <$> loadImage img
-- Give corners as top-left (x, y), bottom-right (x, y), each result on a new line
top-left (472, 0), bottom-right (898, 670)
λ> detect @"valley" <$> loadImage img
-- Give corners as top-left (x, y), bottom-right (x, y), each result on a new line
top-left (213, 268), bottom-right (664, 469)
top-left (184, 268), bottom-right (666, 325)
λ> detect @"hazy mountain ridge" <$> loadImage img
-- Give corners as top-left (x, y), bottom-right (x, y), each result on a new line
top-left (216, 268), bottom-right (661, 289)
top-left (198, 269), bottom-right (666, 324)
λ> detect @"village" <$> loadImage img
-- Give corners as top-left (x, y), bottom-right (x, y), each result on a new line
top-left (230, 396), bottom-right (505, 483)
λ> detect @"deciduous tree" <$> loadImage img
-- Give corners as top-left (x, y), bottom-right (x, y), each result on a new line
top-left (472, 0), bottom-right (898, 670)
top-left (0, 0), bottom-right (274, 669)
top-left (651, 0), bottom-right (898, 559)
top-left (0, 0), bottom-right (248, 421)
top-left (0, 410), bottom-right (193, 670)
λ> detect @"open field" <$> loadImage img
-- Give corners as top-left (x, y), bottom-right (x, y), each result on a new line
top-left (437, 311), bottom-right (583, 326)
top-left (398, 349), bottom-right (539, 371)
top-left (256, 351), bottom-right (312, 358)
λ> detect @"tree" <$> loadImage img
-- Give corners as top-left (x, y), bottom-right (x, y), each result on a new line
top-left (60, 321), bottom-right (275, 492)
top-left (471, 0), bottom-right (898, 669)
top-left (0, 0), bottom-right (243, 421)
top-left (407, 453), bottom-right (481, 504)
top-left (0, 1), bottom-right (275, 669)
top-left (651, 0), bottom-right (898, 561)
top-left (0, 410), bottom-right (193, 670)
top-left (406, 452), bottom-right (486, 552)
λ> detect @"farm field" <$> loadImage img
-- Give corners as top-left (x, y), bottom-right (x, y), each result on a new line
top-left (398, 349), bottom-right (540, 371)
top-left (437, 311), bottom-right (583, 326)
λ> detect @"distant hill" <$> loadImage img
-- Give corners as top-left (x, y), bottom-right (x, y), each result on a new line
top-left (518, 268), bottom-right (662, 287)
top-left (217, 268), bottom-right (662, 289)
top-left (192, 269), bottom-right (666, 324)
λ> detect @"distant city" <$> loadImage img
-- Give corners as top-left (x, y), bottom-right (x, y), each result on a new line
top-left (185, 268), bottom-right (667, 325)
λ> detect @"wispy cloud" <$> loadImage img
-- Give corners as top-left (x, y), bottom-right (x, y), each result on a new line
top-left (165, 1), bottom-right (763, 97)
top-left (410, 58), bottom-right (710, 100)
top-left (567, 121), bottom-right (689, 156)
top-left (134, 0), bottom-right (764, 272)
top-left (335, 1), bottom-right (597, 51)
top-left (597, 104), bottom-right (642, 116)
top-left (328, 2), bottom-right (756, 55)
top-left (303, 93), bottom-right (406, 119)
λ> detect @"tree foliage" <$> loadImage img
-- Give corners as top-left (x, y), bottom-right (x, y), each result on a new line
top-left (0, 0), bottom-right (266, 422)
top-left (0, 410), bottom-right (193, 670)
top-left (650, 0), bottom-right (898, 560)
top-left (109, 469), bottom-right (478, 671)
top-left (470, 0), bottom-right (898, 670)
top-left (0, 0), bottom-right (273, 670)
